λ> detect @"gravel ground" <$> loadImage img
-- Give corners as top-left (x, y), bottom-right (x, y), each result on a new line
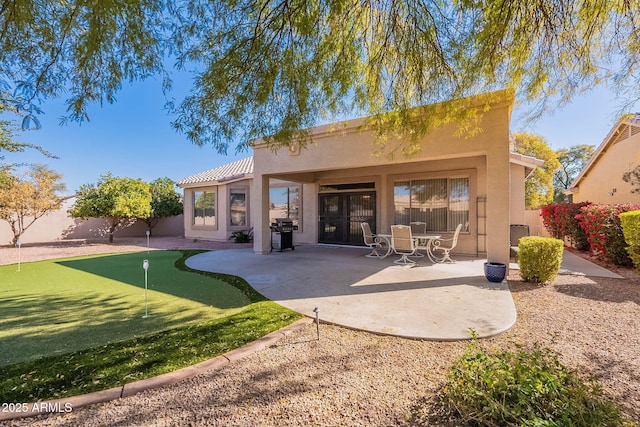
top-left (1, 239), bottom-right (639, 426)
top-left (0, 237), bottom-right (251, 266)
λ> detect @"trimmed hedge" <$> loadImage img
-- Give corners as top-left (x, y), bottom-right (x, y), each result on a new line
top-left (518, 236), bottom-right (564, 284)
top-left (620, 210), bottom-right (640, 268)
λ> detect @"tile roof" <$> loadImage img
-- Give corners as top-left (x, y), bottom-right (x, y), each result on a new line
top-left (176, 156), bottom-right (254, 187)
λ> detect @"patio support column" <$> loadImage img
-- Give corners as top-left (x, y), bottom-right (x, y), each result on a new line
top-left (252, 173), bottom-right (272, 254)
top-left (486, 151), bottom-right (511, 269)
top-left (379, 173), bottom-right (390, 233)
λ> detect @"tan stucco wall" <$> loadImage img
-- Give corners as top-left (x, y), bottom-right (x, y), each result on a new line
top-left (182, 179), bottom-right (252, 241)
top-left (524, 209), bottom-right (550, 237)
top-left (0, 199), bottom-right (184, 245)
top-left (510, 163), bottom-right (526, 224)
top-left (572, 130), bottom-right (640, 204)
top-left (252, 92), bottom-right (516, 265)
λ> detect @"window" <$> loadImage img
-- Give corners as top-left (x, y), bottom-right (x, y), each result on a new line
top-left (269, 186), bottom-right (300, 226)
top-left (229, 188), bottom-right (247, 227)
top-left (394, 177), bottom-right (469, 232)
top-left (193, 190), bottom-right (216, 226)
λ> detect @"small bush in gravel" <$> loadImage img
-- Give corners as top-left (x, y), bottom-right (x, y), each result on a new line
top-left (518, 236), bottom-right (564, 284)
top-left (441, 338), bottom-right (629, 426)
top-left (620, 210), bottom-right (640, 269)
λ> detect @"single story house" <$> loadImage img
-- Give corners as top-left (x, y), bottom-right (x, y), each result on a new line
top-left (568, 113), bottom-right (640, 204)
top-left (177, 90), bottom-right (542, 266)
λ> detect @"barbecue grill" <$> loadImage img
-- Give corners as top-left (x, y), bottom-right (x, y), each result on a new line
top-left (270, 218), bottom-right (298, 252)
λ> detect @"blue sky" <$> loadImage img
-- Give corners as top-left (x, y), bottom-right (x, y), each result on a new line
top-left (3, 80), bottom-right (637, 195)
top-left (3, 77), bottom-right (251, 194)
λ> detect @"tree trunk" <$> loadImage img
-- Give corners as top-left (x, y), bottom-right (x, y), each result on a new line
top-left (9, 221), bottom-right (20, 247)
top-left (109, 221), bottom-right (118, 243)
top-left (142, 217), bottom-right (158, 237)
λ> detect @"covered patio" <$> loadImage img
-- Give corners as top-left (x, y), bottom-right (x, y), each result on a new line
top-left (186, 246), bottom-right (516, 340)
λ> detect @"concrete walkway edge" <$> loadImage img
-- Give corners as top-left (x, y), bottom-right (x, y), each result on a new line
top-left (0, 318), bottom-right (313, 421)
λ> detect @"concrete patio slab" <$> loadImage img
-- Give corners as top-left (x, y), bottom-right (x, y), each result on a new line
top-left (186, 246), bottom-right (517, 341)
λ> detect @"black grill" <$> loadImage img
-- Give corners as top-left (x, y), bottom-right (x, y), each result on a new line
top-left (270, 218), bottom-right (298, 251)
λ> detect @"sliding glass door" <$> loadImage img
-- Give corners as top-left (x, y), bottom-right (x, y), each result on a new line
top-left (318, 191), bottom-right (376, 245)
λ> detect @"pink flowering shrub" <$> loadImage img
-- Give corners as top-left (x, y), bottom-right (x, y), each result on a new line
top-left (540, 202), bottom-right (591, 251)
top-left (576, 204), bottom-right (640, 266)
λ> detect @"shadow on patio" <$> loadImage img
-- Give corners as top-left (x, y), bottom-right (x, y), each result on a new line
top-left (186, 245), bottom-right (516, 340)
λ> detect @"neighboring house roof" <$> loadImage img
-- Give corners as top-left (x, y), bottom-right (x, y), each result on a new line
top-left (176, 156), bottom-right (254, 187)
top-left (569, 113), bottom-right (640, 192)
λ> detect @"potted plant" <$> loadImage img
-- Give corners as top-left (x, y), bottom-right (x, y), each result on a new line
top-left (484, 261), bottom-right (506, 282)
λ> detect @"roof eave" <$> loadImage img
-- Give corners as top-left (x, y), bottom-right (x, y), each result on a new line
top-left (177, 175), bottom-right (254, 189)
top-left (176, 179), bottom-right (220, 189)
top-left (569, 114), bottom-right (640, 189)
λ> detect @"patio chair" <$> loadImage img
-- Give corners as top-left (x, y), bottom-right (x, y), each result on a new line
top-left (510, 224), bottom-right (530, 261)
top-left (407, 222), bottom-right (427, 258)
top-left (391, 225), bottom-right (419, 266)
top-left (431, 223), bottom-right (463, 263)
top-left (409, 221), bottom-right (427, 234)
top-left (361, 222), bottom-right (386, 258)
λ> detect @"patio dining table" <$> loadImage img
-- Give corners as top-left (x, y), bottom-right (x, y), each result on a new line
top-left (376, 232), bottom-right (442, 262)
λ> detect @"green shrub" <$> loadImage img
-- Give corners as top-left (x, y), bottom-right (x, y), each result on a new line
top-left (229, 228), bottom-right (253, 243)
top-left (442, 338), bottom-right (628, 426)
top-left (620, 210), bottom-right (640, 268)
top-left (518, 236), bottom-right (564, 284)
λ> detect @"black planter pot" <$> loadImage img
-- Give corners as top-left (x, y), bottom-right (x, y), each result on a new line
top-left (484, 262), bottom-right (506, 283)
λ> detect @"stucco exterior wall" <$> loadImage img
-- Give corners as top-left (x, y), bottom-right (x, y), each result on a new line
top-left (524, 209), bottom-right (550, 237)
top-left (572, 129), bottom-right (640, 204)
top-left (0, 198), bottom-right (184, 245)
top-left (252, 92), bottom-right (516, 265)
top-left (182, 179), bottom-right (252, 242)
top-left (510, 163), bottom-right (526, 224)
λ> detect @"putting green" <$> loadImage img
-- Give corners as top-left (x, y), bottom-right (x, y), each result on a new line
top-left (0, 250), bottom-right (250, 366)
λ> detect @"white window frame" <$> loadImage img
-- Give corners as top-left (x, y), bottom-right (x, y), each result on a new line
top-left (192, 189), bottom-right (217, 229)
top-left (228, 185), bottom-right (250, 230)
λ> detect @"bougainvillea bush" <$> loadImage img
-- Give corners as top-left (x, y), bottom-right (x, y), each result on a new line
top-left (576, 204), bottom-right (640, 266)
top-left (540, 202), bottom-right (591, 250)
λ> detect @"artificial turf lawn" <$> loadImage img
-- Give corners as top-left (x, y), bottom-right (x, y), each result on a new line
top-left (0, 250), bottom-right (250, 366)
top-left (0, 250), bottom-right (303, 402)
top-left (0, 301), bottom-right (301, 402)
